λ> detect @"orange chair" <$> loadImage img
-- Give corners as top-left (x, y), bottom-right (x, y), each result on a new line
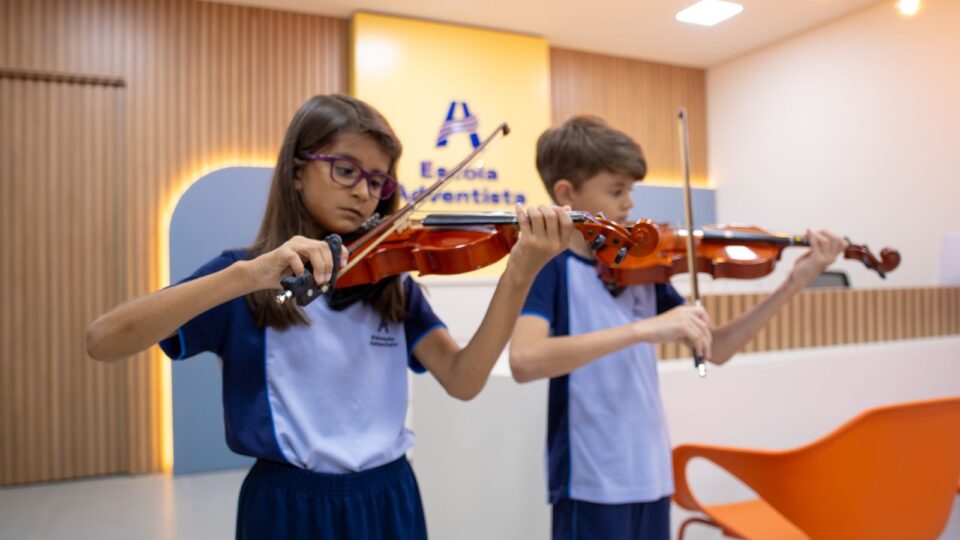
top-left (673, 396), bottom-right (960, 540)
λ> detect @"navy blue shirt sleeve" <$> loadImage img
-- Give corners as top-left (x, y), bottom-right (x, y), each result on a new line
top-left (159, 251), bottom-right (244, 360)
top-left (403, 276), bottom-right (446, 374)
top-left (655, 283), bottom-right (686, 314)
top-left (521, 257), bottom-right (561, 325)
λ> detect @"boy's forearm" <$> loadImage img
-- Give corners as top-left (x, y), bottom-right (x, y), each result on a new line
top-left (86, 262), bottom-right (258, 362)
top-left (511, 322), bottom-right (650, 383)
top-left (711, 271), bottom-right (808, 364)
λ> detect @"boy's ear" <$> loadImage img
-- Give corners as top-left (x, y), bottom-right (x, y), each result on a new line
top-left (553, 179), bottom-right (576, 206)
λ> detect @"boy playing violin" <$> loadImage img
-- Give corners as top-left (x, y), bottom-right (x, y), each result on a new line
top-left (508, 115), bottom-right (846, 540)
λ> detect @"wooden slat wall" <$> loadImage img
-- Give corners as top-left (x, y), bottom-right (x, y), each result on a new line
top-left (0, 0), bottom-right (346, 485)
top-left (1, 77), bottom-right (126, 484)
top-left (549, 47), bottom-right (708, 185)
top-left (657, 287), bottom-right (960, 360)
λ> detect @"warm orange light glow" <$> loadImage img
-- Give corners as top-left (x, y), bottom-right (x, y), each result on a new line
top-left (896, 0), bottom-right (922, 16)
top-left (641, 177), bottom-right (715, 189)
top-left (157, 155), bottom-right (276, 474)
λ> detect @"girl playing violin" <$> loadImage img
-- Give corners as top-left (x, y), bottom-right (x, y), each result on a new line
top-left (509, 115), bottom-right (847, 540)
top-left (86, 94), bottom-right (574, 539)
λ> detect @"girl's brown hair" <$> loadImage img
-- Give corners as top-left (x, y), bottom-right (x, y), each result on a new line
top-left (246, 94), bottom-right (406, 329)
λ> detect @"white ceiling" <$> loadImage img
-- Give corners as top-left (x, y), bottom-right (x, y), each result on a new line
top-left (208, 0), bottom-right (889, 67)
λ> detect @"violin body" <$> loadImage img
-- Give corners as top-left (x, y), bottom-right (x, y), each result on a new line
top-left (338, 213), bottom-right (662, 287)
top-left (597, 223), bottom-right (901, 287)
top-left (336, 224), bottom-right (520, 286)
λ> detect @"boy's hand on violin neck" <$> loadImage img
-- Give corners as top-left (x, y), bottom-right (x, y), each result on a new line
top-left (246, 235), bottom-right (350, 291)
top-left (507, 204), bottom-right (575, 280)
top-left (636, 305), bottom-right (712, 360)
top-left (789, 229), bottom-right (847, 285)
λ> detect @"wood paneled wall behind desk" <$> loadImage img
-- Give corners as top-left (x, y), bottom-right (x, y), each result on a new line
top-left (657, 287), bottom-right (960, 360)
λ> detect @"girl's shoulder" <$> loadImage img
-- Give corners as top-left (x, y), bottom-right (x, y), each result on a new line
top-left (187, 249), bottom-right (250, 279)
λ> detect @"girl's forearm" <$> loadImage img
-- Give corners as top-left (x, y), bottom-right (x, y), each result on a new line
top-left (443, 265), bottom-right (536, 399)
top-left (86, 261), bottom-right (257, 362)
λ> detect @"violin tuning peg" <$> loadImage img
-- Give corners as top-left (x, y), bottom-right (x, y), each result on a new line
top-left (615, 246), bottom-right (628, 265)
top-left (590, 233), bottom-right (607, 251)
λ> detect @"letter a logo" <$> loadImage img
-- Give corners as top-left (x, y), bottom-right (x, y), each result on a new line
top-left (436, 101), bottom-right (481, 149)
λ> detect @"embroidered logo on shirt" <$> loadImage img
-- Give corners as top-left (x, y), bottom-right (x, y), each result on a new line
top-left (371, 318), bottom-right (398, 347)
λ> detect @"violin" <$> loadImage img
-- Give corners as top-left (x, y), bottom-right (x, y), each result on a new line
top-left (333, 212), bottom-right (660, 288)
top-left (595, 223), bottom-right (902, 287)
top-left (276, 211), bottom-right (660, 304)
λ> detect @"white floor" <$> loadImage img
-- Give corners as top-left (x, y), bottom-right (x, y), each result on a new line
top-left (0, 470), bottom-right (245, 540)
top-left (1, 469), bottom-right (959, 540)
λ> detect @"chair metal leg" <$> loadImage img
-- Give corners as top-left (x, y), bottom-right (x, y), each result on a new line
top-left (678, 516), bottom-right (722, 540)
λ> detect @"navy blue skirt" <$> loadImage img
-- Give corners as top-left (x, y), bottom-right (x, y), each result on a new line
top-left (236, 457), bottom-right (427, 540)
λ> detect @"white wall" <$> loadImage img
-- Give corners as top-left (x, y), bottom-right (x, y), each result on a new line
top-left (707, 0), bottom-right (960, 291)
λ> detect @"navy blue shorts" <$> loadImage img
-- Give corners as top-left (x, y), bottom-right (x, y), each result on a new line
top-left (236, 457), bottom-right (427, 540)
top-left (552, 496), bottom-right (671, 540)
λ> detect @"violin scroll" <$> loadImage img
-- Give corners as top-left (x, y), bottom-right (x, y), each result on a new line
top-left (844, 243), bottom-right (901, 279)
top-left (579, 216), bottom-right (661, 266)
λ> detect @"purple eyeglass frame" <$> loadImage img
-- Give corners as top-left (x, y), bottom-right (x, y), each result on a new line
top-left (300, 152), bottom-right (397, 200)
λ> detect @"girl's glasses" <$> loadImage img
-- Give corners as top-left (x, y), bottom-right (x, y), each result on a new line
top-left (300, 153), bottom-right (398, 200)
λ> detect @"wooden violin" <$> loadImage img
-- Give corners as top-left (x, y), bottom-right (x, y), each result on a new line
top-left (333, 212), bottom-right (660, 287)
top-left (596, 222), bottom-right (901, 287)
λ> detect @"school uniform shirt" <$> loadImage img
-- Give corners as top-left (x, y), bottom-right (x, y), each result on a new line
top-left (521, 250), bottom-right (685, 505)
top-left (160, 250), bottom-right (444, 474)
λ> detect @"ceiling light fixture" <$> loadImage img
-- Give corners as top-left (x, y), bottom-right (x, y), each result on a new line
top-left (896, 0), bottom-right (922, 17)
top-left (676, 0), bottom-right (744, 27)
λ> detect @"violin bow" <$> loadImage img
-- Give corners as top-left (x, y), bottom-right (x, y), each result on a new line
top-left (677, 108), bottom-right (707, 378)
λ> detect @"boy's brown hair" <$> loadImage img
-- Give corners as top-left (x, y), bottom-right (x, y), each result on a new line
top-left (535, 115), bottom-right (647, 201)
